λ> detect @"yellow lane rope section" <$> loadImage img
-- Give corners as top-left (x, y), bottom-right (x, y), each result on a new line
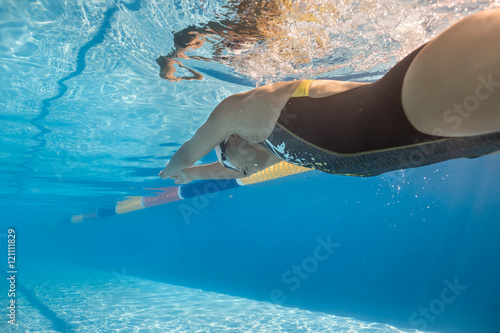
top-left (238, 161), bottom-right (312, 185)
top-left (115, 162), bottom-right (312, 214)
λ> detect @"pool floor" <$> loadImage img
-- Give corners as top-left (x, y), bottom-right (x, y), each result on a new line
top-left (2, 264), bottom-right (426, 333)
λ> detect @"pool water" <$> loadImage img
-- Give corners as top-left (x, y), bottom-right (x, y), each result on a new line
top-left (1, 0), bottom-right (500, 332)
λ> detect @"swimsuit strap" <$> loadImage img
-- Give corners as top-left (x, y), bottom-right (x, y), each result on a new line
top-left (292, 80), bottom-right (313, 97)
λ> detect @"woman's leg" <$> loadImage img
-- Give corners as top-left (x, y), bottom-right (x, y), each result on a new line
top-left (402, 8), bottom-right (500, 137)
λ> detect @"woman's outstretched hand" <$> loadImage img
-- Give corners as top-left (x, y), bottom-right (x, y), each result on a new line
top-left (169, 170), bottom-right (193, 184)
top-left (158, 167), bottom-right (171, 180)
top-left (159, 167), bottom-right (193, 184)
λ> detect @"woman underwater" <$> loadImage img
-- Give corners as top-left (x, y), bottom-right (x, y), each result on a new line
top-left (159, 8), bottom-right (500, 184)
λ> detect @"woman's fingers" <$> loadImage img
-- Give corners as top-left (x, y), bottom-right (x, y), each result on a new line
top-left (159, 167), bottom-right (175, 180)
top-left (158, 169), bottom-right (167, 179)
top-left (160, 169), bottom-right (191, 184)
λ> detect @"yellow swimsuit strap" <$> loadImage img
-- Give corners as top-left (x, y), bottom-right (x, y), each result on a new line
top-left (292, 79), bottom-right (313, 97)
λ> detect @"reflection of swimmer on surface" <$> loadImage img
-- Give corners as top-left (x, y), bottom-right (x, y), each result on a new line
top-left (155, 0), bottom-right (334, 81)
top-left (155, 24), bottom-right (255, 81)
top-left (159, 9), bottom-right (500, 184)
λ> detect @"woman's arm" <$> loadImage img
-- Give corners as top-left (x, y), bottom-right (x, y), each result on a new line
top-left (159, 96), bottom-right (241, 180)
top-left (169, 162), bottom-right (244, 184)
top-left (159, 81), bottom-right (304, 181)
top-left (169, 147), bottom-right (283, 184)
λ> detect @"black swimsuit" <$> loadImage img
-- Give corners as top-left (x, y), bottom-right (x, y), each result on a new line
top-left (260, 44), bottom-right (500, 176)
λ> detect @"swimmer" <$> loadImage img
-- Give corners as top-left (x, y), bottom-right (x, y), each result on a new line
top-left (159, 9), bottom-right (500, 184)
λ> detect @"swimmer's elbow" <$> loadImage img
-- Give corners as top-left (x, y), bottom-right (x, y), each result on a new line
top-left (215, 93), bottom-right (245, 116)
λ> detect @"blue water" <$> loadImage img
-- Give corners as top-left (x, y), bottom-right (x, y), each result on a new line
top-left (1, 0), bottom-right (500, 332)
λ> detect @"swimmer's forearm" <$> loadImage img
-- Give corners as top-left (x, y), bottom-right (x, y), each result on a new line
top-left (159, 143), bottom-right (196, 179)
top-left (184, 162), bottom-right (243, 180)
